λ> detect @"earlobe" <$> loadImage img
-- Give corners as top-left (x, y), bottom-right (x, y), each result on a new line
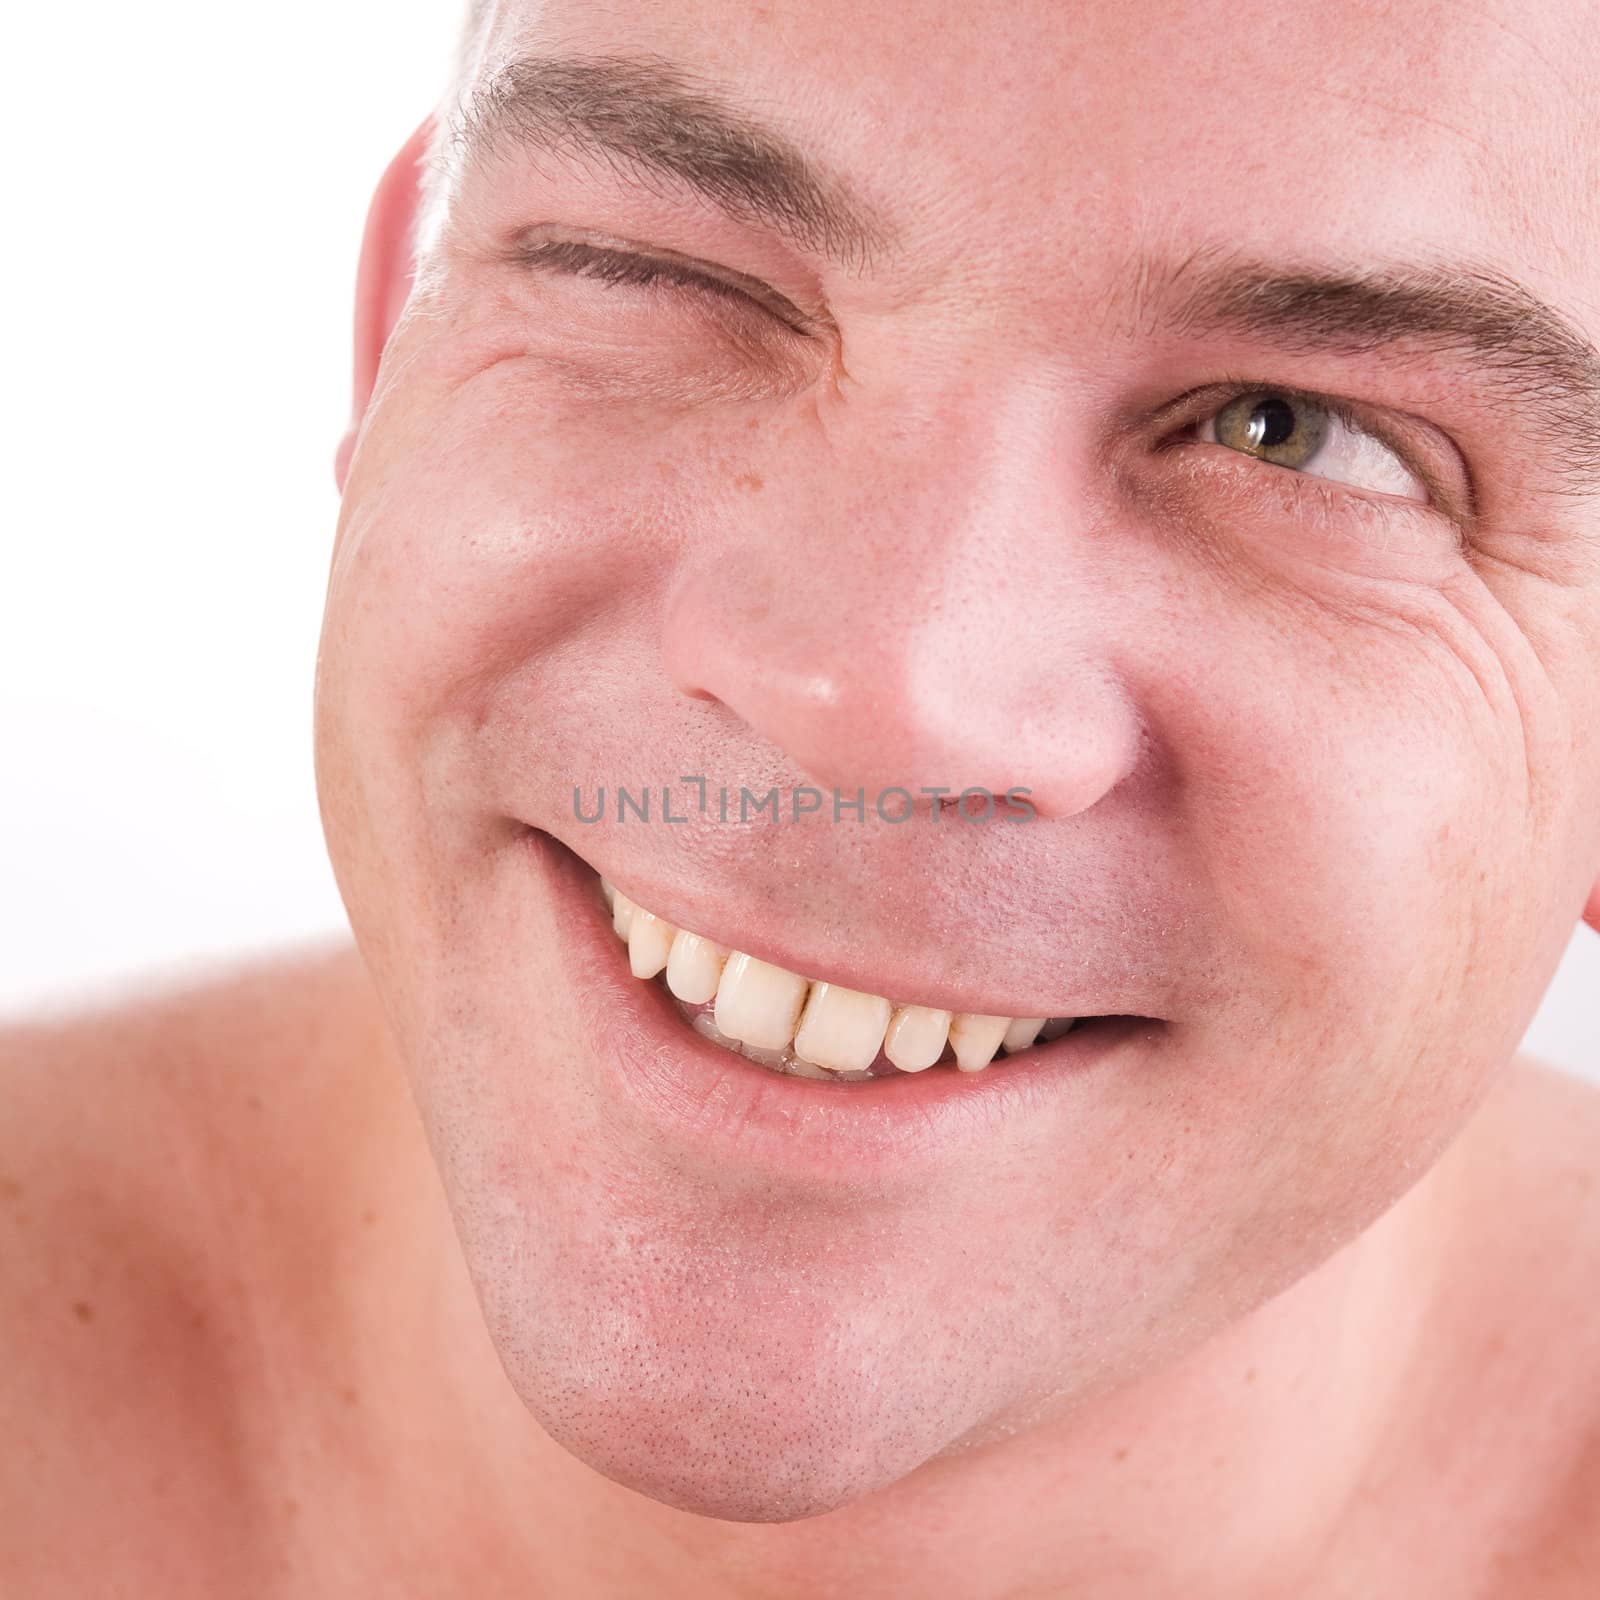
top-left (1584, 876), bottom-right (1600, 938)
top-left (334, 117), bottom-right (435, 495)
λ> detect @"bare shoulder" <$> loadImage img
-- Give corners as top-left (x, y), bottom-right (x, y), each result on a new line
top-left (1482, 1047), bottom-right (1600, 1147)
top-left (0, 940), bottom-right (379, 1593)
top-left (1446, 1054), bottom-right (1600, 1595)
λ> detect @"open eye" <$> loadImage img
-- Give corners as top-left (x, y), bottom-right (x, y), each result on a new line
top-left (1195, 390), bottom-right (1429, 504)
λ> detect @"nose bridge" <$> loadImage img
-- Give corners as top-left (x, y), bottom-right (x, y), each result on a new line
top-left (659, 364), bottom-right (1145, 819)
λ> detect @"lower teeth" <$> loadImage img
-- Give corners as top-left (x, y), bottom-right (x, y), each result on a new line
top-left (682, 996), bottom-right (1085, 1080)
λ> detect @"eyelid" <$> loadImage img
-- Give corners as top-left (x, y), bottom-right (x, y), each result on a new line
top-left (510, 234), bottom-right (824, 335)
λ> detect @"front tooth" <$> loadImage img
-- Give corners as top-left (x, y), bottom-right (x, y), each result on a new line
top-left (949, 1013), bottom-right (1010, 1072)
top-left (792, 983), bottom-right (891, 1073)
top-left (713, 953), bottom-right (809, 1050)
top-left (666, 931), bottom-right (726, 1004)
top-left (1002, 1017), bottom-right (1047, 1054)
top-left (628, 909), bottom-right (675, 978)
top-left (883, 1005), bottom-right (952, 1073)
top-left (612, 891), bottom-right (637, 939)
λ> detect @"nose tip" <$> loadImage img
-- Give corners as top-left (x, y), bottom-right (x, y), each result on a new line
top-left (661, 566), bottom-right (1144, 822)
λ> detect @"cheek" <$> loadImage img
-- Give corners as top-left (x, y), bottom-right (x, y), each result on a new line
top-left (1036, 588), bottom-right (1542, 1342)
top-left (1139, 569), bottom-right (1536, 1056)
top-left (313, 355), bottom-right (766, 1006)
top-left (328, 402), bottom-right (644, 729)
top-left (318, 357), bottom-right (818, 890)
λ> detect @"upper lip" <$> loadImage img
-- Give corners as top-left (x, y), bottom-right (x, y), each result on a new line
top-left (548, 831), bottom-right (1163, 1022)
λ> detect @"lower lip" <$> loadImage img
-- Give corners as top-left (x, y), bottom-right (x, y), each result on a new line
top-left (526, 829), bottom-right (1164, 1183)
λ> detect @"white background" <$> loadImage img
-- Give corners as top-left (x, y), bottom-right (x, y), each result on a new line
top-left (2, 2), bottom-right (1596, 1082)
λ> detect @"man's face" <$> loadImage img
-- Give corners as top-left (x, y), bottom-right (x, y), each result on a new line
top-left (315, 0), bottom-right (1600, 1520)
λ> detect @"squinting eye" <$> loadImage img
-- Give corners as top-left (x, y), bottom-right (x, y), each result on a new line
top-left (513, 238), bottom-right (816, 334)
top-left (1195, 390), bottom-right (1429, 504)
top-left (521, 239), bottom-right (756, 308)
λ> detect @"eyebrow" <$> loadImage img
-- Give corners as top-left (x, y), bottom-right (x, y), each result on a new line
top-left (449, 50), bottom-right (899, 273)
top-left (1148, 243), bottom-right (1600, 500)
top-left (450, 51), bottom-right (1600, 501)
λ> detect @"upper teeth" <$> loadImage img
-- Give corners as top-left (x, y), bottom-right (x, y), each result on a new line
top-left (601, 876), bottom-right (1076, 1077)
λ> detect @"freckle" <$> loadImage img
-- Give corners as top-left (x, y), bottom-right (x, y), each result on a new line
top-left (246, 1093), bottom-right (263, 1111)
top-left (733, 471), bottom-right (764, 492)
top-left (340, 1384), bottom-right (359, 1406)
top-left (284, 1495), bottom-right (300, 1517)
top-left (361, 1208), bottom-right (377, 1228)
top-left (1245, 1366), bottom-right (1258, 1384)
top-left (72, 1299), bottom-right (94, 1323)
top-left (1113, 1446), bottom-right (1129, 1463)
top-left (0, 1177), bottom-right (22, 1202)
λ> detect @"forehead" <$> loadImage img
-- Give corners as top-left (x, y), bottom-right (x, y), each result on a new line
top-left (472, 0), bottom-right (1597, 296)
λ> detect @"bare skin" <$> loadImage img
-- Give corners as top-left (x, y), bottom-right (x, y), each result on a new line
top-left (7, 0), bottom-right (1600, 1592)
top-left (0, 943), bottom-right (1597, 1597)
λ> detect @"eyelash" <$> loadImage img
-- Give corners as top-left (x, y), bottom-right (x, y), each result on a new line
top-left (515, 239), bottom-right (814, 331)
top-left (517, 241), bottom-right (1442, 524)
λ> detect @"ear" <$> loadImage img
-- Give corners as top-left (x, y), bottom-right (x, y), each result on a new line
top-left (334, 118), bottom-right (434, 494)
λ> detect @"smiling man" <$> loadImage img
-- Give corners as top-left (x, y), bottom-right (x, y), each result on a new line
top-left (6, 0), bottom-right (1600, 1594)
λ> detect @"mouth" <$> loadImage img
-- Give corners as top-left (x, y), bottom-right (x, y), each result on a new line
top-left (524, 829), bottom-right (1166, 1175)
top-left (604, 877), bottom-right (1125, 1082)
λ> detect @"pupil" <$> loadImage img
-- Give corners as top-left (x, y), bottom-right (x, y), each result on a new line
top-left (1251, 397), bottom-right (1296, 449)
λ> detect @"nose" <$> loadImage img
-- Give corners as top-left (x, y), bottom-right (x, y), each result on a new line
top-left (659, 372), bottom-right (1146, 822)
